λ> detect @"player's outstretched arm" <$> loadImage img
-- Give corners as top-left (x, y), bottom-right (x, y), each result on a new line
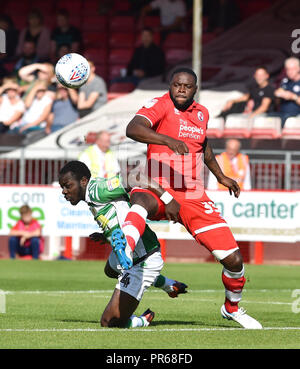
top-left (203, 139), bottom-right (240, 198)
top-left (126, 116), bottom-right (189, 155)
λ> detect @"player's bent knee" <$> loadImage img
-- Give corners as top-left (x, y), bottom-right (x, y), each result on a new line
top-left (221, 249), bottom-right (244, 272)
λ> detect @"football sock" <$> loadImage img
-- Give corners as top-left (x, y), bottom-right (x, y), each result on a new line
top-left (222, 266), bottom-right (246, 313)
top-left (154, 275), bottom-right (175, 293)
top-left (126, 315), bottom-right (149, 328)
top-left (122, 204), bottom-right (148, 252)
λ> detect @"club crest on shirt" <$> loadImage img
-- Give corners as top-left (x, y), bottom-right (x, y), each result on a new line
top-left (293, 85), bottom-right (300, 93)
top-left (197, 111), bottom-right (204, 121)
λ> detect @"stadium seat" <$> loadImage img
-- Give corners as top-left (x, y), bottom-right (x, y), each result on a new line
top-left (82, 0), bottom-right (101, 15)
top-left (5, 1), bottom-right (30, 14)
top-left (281, 116), bottom-right (300, 139)
top-left (68, 15), bottom-right (81, 28)
top-left (206, 117), bottom-right (224, 138)
top-left (109, 82), bottom-right (135, 93)
top-left (31, 1), bottom-right (54, 13)
top-left (109, 32), bottom-right (135, 49)
top-left (165, 49), bottom-right (192, 65)
top-left (223, 114), bottom-right (253, 138)
top-left (108, 49), bottom-right (133, 65)
top-left (43, 15), bottom-right (56, 29)
top-left (56, 0), bottom-right (82, 13)
top-left (94, 64), bottom-right (108, 81)
top-left (141, 16), bottom-right (161, 30)
top-left (163, 33), bottom-right (192, 50)
top-left (113, 0), bottom-right (131, 13)
top-left (84, 48), bottom-right (107, 64)
top-left (251, 116), bottom-right (282, 139)
top-left (10, 15), bottom-right (27, 30)
top-left (82, 16), bottom-right (108, 32)
top-left (202, 32), bottom-right (217, 44)
top-left (109, 16), bottom-right (135, 32)
top-left (85, 131), bottom-right (97, 144)
top-left (82, 31), bottom-right (108, 49)
top-left (108, 65), bottom-right (127, 80)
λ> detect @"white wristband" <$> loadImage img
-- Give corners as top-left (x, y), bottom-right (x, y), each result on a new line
top-left (160, 191), bottom-right (173, 205)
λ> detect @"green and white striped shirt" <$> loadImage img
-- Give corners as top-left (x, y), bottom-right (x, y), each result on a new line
top-left (85, 175), bottom-right (160, 263)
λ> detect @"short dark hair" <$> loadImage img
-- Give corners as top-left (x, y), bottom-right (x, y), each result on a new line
top-left (142, 27), bottom-right (153, 34)
top-left (57, 8), bottom-right (69, 18)
top-left (170, 67), bottom-right (198, 84)
top-left (255, 66), bottom-right (269, 73)
top-left (59, 161), bottom-right (91, 182)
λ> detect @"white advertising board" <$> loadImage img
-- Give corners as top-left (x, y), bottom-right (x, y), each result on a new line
top-left (0, 186), bottom-right (299, 243)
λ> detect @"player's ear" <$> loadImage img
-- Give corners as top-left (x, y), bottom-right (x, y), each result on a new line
top-left (80, 176), bottom-right (89, 187)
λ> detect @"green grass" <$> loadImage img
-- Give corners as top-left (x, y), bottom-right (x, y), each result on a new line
top-left (0, 260), bottom-right (299, 349)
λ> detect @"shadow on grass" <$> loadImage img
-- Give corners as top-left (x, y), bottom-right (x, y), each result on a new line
top-left (150, 320), bottom-right (233, 329)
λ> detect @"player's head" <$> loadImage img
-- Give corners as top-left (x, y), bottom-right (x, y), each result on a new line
top-left (59, 161), bottom-right (91, 205)
top-left (19, 204), bottom-right (33, 225)
top-left (253, 66), bottom-right (269, 86)
top-left (284, 57), bottom-right (300, 81)
top-left (225, 139), bottom-right (241, 160)
top-left (169, 68), bottom-right (198, 110)
top-left (95, 130), bottom-right (111, 153)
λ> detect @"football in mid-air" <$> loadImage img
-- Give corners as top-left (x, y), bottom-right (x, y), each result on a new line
top-left (55, 53), bottom-right (90, 89)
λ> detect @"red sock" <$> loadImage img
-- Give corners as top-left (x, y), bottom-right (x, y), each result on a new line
top-left (222, 267), bottom-right (246, 313)
top-left (122, 204), bottom-right (148, 251)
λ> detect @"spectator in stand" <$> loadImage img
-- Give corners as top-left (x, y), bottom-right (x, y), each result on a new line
top-left (77, 59), bottom-right (107, 118)
top-left (218, 66), bottom-right (275, 121)
top-left (51, 9), bottom-right (82, 62)
top-left (8, 204), bottom-right (42, 260)
top-left (54, 44), bottom-right (71, 64)
top-left (78, 130), bottom-right (120, 179)
top-left (16, 10), bottom-right (51, 62)
top-left (125, 28), bottom-right (165, 85)
top-left (0, 79), bottom-right (25, 133)
top-left (269, 57), bottom-right (300, 127)
top-left (14, 81), bottom-right (53, 134)
top-left (18, 62), bottom-right (57, 100)
top-left (0, 15), bottom-right (19, 60)
top-left (14, 41), bottom-right (40, 81)
top-left (207, 139), bottom-right (251, 191)
top-left (139, 0), bottom-right (187, 42)
top-left (46, 83), bottom-right (79, 134)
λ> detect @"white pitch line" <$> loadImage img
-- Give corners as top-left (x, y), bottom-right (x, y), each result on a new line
top-left (0, 327), bottom-right (300, 332)
top-left (2, 289), bottom-right (295, 295)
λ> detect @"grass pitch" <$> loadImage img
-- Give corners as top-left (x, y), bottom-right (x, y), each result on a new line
top-left (0, 259), bottom-right (299, 349)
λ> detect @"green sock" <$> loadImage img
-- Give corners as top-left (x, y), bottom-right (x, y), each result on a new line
top-left (154, 274), bottom-right (166, 288)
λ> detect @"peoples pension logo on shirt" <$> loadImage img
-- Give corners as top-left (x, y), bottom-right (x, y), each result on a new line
top-left (178, 119), bottom-right (204, 140)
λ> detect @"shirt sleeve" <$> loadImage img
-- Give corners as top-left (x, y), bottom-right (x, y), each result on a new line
top-left (264, 85), bottom-right (275, 99)
top-left (135, 97), bottom-right (165, 128)
top-left (12, 220), bottom-right (22, 231)
top-left (89, 175), bottom-right (128, 204)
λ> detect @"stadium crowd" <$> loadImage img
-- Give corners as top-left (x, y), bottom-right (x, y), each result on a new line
top-left (0, 0), bottom-right (299, 143)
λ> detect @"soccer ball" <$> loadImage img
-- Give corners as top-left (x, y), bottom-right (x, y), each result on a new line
top-left (55, 53), bottom-right (90, 89)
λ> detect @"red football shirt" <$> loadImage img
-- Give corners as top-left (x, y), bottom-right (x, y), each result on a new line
top-left (136, 92), bottom-right (209, 200)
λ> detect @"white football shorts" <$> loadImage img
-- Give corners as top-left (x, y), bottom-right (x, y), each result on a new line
top-left (108, 250), bottom-right (164, 301)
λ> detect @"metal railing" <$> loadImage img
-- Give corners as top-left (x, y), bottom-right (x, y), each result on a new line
top-left (0, 147), bottom-right (299, 190)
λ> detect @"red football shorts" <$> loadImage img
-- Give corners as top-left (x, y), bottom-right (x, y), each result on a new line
top-left (130, 187), bottom-right (239, 260)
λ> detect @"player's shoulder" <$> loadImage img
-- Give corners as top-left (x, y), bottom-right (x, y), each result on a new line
top-left (141, 92), bottom-right (170, 109)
